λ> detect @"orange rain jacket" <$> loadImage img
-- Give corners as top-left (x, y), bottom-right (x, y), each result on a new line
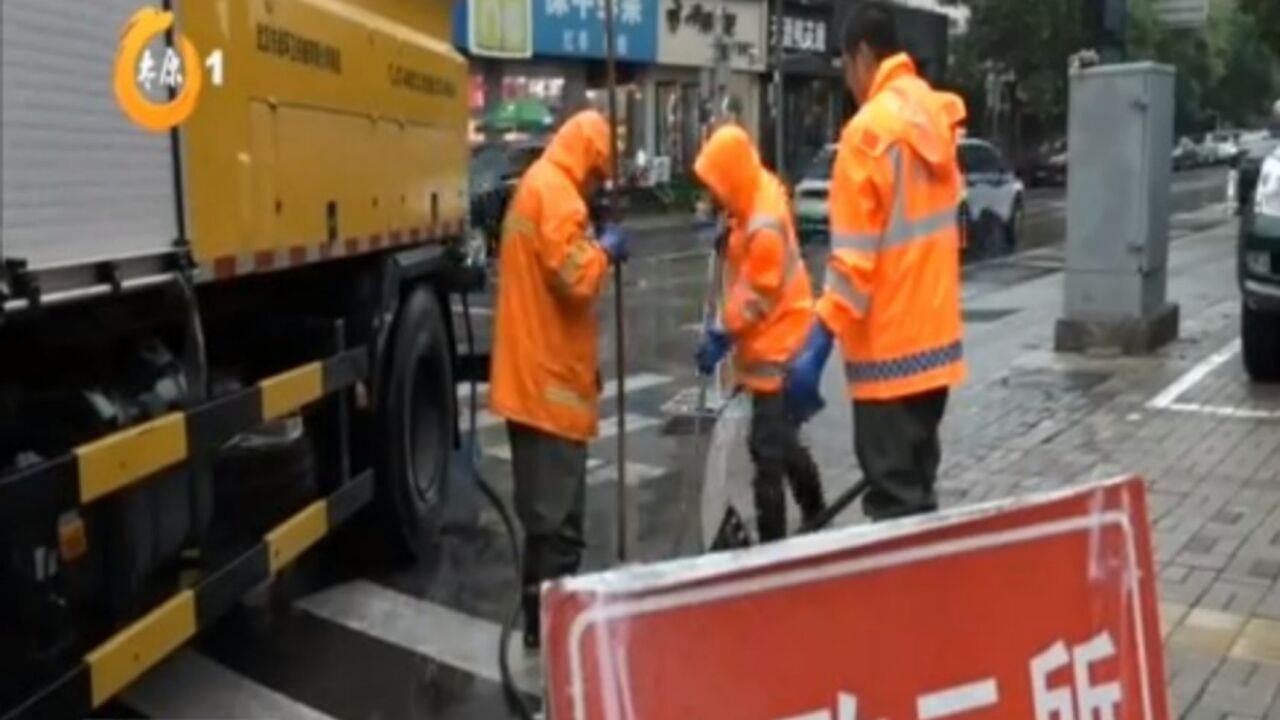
top-left (694, 124), bottom-right (814, 393)
top-left (817, 53), bottom-right (967, 401)
top-left (489, 111), bottom-right (612, 442)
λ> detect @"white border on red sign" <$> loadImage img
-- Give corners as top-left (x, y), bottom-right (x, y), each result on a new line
top-left (566, 509), bottom-right (1153, 720)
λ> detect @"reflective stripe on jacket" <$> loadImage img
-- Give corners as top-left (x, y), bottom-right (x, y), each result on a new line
top-left (817, 53), bottom-right (967, 401)
top-left (694, 125), bottom-right (814, 392)
top-left (489, 111), bottom-right (612, 441)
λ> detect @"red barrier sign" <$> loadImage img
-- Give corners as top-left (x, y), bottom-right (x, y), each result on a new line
top-left (543, 476), bottom-right (1168, 720)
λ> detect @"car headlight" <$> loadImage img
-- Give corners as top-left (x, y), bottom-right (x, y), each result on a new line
top-left (1256, 156), bottom-right (1280, 217)
top-left (1246, 251), bottom-right (1271, 275)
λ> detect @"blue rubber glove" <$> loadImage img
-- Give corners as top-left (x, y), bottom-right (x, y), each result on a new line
top-left (784, 319), bottom-right (834, 422)
top-left (599, 223), bottom-right (628, 264)
top-left (695, 327), bottom-right (733, 376)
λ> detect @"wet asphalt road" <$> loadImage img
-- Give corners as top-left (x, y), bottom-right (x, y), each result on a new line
top-left (99, 167), bottom-right (1231, 720)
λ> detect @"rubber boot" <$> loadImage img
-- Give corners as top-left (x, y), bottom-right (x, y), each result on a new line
top-left (753, 471), bottom-right (788, 543)
top-left (787, 445), bottom-right (828, 530)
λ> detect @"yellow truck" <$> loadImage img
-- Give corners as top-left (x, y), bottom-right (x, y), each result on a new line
top-left (0, 1), bottom-right (476, 716)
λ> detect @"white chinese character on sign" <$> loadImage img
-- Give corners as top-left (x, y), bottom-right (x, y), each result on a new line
top-left (782, 17), bottom-right (796, 50)
top-left (776, 692), bottom-right (858, 720)
top-left (547, 0), bottom-right (570, 16)
top-left (916, 679), bottom-right (1000, 719)
top-left (620, 0), bottom-right (643, 25)
top-left (136, 48), bottom-right (158, 91)
top-left (572, 0), bottom-right (595, 20)
top-left (159, 47), bottom-right (184, 89)
top-left (563, 28), bottom-right (576, 51)
top-left (814, 21), bottom-right (827, 52)
top-left (617, 32), bottom-right (629, 55)
top-left (1030, 633), bottom-right (1122, 720)
top-left (798, 19), bottom-right (811, 50)
top-left (578, 29), bottom-right (589, 51)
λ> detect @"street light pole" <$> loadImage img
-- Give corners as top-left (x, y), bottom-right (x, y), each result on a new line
top-left (770, 0), bottom-right (786, 177)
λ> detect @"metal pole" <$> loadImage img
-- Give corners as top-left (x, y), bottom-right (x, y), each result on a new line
top-left (602, 0), bottom-right (629, 563)
top-left (770, 0), bottom-right (785, 177)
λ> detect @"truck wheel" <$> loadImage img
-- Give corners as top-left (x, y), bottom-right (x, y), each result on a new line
top-left (376, 286), bottom-right (454, 559)
top-left (1242, 302), bottom-right (1280, 382)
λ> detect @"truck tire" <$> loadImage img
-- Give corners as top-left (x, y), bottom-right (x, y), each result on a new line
top-left (376, 285), bottom-right (454, 559)
top-left (1242, 302), bottom-right (1280, 382)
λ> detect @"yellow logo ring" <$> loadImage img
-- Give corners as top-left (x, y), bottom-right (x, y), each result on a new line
top-left (113, 8), bottom-right (203, 133)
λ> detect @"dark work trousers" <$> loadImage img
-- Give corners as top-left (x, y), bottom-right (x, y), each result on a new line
top-left (854, 388), bottom-right (949, 521)
top-left (749, 391), bottom-right (827, 542)
top-left (507, 421), bottom-right (587, 638)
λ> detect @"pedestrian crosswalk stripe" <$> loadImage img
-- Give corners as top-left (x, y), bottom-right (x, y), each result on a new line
top-left (459, 373), bottom-right (675, 431)
top-left (121, 649), bottom-right (337, 720)
top-left (295, 580), bottom-right (541, 696)
top-left (484, 413), bottom-right (663, 463)
top-left (482, 453), bottom-right (669, 489)
top-left (586, 460), bottom-right (672, 487)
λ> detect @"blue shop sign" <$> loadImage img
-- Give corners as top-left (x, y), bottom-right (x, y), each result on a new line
top-left (456, 0), bottom-right (658, 62)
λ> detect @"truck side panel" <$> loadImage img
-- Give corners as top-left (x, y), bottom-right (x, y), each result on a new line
top-left (179, 0), bottom-right (469, 275)
top-left (0, 0), bottom-right (181, 272)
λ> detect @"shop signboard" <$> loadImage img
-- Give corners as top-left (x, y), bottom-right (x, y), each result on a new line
top-left (658, 0), bottom-right (767, 72)
top-left (772, 2), bottom-right (832, 59)
top-left (466, 0), bottom-right (534, 58)
top-left (532, 0), bottom-right (659, 61)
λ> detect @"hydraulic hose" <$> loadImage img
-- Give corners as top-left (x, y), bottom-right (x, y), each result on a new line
top-left (458, 290), bottom-right (538, 720)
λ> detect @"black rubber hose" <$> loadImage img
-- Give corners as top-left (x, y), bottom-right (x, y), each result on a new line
top-left (459, 290), bottom-right (537, 720)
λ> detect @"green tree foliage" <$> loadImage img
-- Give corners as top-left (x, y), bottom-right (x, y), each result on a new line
top-left (952, 0), bottom-right (1087, 128)
top-left (1128, 0), bottom-right (1276, 131)
top-left (952, 0), bottom-right (1278, 138)
top-left (1239, 0), bottom-right (1280, 61)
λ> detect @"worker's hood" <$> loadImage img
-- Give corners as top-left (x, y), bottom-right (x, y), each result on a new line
top-left (542, 110), bottom-right (612, 189)
top-left (869, 53), bottom-right (962, 173)
top-left (693, 124), bottom-right (762, 219)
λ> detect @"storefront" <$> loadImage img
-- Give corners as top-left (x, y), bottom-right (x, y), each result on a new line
top-left (770, 0), bottom-right (844, 181)
top-left (454, 0), bottom-right (659, 150)
top-left (640, 0), bottom-right (769, 173)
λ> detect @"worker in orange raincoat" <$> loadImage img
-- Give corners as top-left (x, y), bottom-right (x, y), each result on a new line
top-left (693, 123), bottom-right (827, 542)
top-left (784, 3), bottom-right (967, 521)
top-left (488, 110), bottom-right (627, 648)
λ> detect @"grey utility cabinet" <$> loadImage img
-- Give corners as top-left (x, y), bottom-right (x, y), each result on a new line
top-left (1056, 62), bottom-right (1180, 354)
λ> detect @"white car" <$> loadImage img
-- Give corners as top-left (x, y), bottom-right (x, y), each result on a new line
top-left (1203, 130), bottom-right (1240, 166)
top-left (791, 139), bottom-right (1024, 258)
top-left (957, 138), bottom-right (1026, 257)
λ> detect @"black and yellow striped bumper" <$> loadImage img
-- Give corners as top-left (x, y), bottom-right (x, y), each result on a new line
top-left (3, 470), bottom-right (373, 720)
top-left (0, 348), bottom-right (371, 719)
top-left (0, 350), bottom-right (365, 516)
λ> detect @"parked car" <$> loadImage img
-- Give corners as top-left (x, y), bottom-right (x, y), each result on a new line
top-left (1173, 136), bottom-right (1203, 171)
top-left (468, 140), bottom-right (546, 261)
top-left (1238, 144), bottom-right (1280, 380)
top-left (1232, 132), bottom-right (1280, 216)
top-left (790, 138), bottom-right (1024, 260)
top-left (1028, 138), bottom-right (1068, 187)
top-left (792, 144), bottom-right (837, 246)
top-left (1203, 130), bottom-right (1240, 166)
top-left (957, 138), bottom-right (1026, 258)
